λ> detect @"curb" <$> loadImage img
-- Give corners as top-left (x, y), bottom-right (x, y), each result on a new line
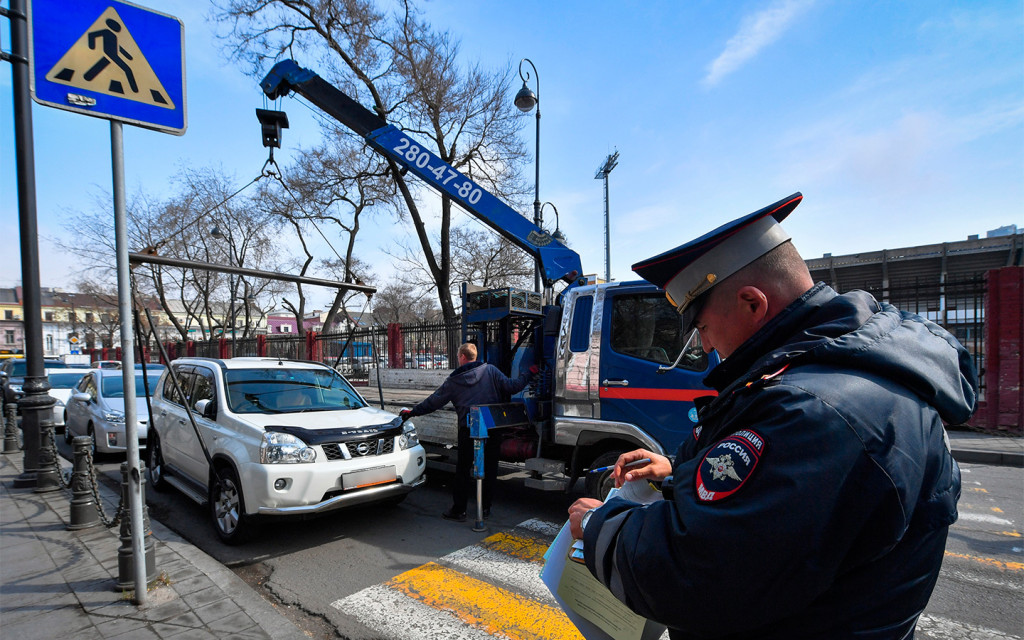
top-left (951, 449), bottom-right (1024, 468)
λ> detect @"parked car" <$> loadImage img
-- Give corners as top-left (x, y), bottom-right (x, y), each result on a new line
top-left (149, 357), bottom-right (427, 544)
top-left (64, 369), bottom-right (158, 454)
top-left (2, 358), bottom-right (70, 411)
top-left (45, 368), bottom-right (88, 432)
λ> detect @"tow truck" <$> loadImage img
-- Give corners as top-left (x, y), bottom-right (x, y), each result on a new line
top-left (261, 60), bottom-right (719, 498)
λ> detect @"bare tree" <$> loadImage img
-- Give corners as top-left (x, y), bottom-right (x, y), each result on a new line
top-left (372, 279), bottom-right (438, 324)
top-left (258, 138), bottom-right (392, 335)
top-left (58, 167), bottom-right (289, 341)
top-left (215, 0), bottom-right (532, 324)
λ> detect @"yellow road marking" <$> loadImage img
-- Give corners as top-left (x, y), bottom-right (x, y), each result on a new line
top-left (480, 531), bottom-right (550, 564)
top-left (998, 531), bottom-right (1022, 538)
top-left (387, 562), bottom-right (584, 640)
top-left (991, 507), bottom-right (1004, 513)
top-left (945, 551), bottom-right (1024, 572)
top-left (966, 487), bottom-right (989, 493)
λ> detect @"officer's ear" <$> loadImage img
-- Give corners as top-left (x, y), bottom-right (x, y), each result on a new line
top-left (734, 286), bottom-right (769, 328)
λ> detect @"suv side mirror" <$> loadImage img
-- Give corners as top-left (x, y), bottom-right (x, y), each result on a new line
top-left (71, 391), bottom-right (91, 403)
top-left (194, 398), bottom-right (217, 420)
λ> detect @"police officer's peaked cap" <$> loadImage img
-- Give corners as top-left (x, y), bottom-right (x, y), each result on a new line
top-left (631, 192), bottom-right (803, 328)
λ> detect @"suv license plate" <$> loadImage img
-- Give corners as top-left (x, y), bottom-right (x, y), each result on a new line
top-left (342, 466), bottom-right (397, 490)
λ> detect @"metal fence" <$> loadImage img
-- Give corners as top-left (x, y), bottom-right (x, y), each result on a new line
top-left (145, 275), bottom-right (991, 395)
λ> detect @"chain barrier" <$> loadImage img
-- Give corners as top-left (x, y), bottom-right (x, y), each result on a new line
top-left (86, 447), bottom-right (125, 528)
top-left (46, 433), bottom-right (70, 489)
top-left (41, 428), bottom-right (123, 527)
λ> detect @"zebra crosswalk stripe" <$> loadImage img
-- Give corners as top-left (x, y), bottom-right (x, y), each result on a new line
top-left (332, 521), bottom-right (582, 640)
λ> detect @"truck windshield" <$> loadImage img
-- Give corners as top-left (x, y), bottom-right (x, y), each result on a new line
top-left (224, 368), bottom-right (367, 414)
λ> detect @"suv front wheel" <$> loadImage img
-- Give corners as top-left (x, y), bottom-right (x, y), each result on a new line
top-left (209, 463), bottom-right (255, 544)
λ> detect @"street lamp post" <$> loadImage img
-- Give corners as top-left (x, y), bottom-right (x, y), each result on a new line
top-left (515, 58), bottom-right (542, 292)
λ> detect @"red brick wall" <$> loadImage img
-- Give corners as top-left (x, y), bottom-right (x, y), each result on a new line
top-left (978, 266), bottom-right (1023, 434)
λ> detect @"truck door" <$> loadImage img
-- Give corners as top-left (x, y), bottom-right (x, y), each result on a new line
top-left (598, 287), bottom-right (718, 452)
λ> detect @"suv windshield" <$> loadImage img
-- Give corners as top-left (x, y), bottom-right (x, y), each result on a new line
top-left (224, 367), bottom-right (367, 414)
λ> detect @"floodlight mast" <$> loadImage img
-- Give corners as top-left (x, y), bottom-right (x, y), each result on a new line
top-left (594, 151), bottom-right (619, 283)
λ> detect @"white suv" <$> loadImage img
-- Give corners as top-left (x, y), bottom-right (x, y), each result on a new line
top-left (149, 357), bottom-right (426, 543)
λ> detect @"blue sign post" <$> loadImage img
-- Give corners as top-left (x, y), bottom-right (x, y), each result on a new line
top-left (28, 0), bottom-right (186, 134)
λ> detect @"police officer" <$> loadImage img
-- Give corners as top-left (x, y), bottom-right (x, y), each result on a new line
top-left (568, 193), bottom-right (977, 639)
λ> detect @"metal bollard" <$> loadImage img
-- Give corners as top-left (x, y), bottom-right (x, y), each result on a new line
top-left (468, 406), bottom-right (492, 533)
top-left (68, 436), bottom-right (100, 530)
top-left (34, 418), bottom-right (61, 492)
top-left (2, 403), bottom-right (18, 453)
top-left (116, 461), bottom-right (156, 590)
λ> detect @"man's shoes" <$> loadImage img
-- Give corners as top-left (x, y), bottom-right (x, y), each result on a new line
top-left (442, 508), bottom-right (467, 522)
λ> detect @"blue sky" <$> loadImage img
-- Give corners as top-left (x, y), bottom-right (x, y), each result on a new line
top-left (2, 0), bottom-right (1021, 309)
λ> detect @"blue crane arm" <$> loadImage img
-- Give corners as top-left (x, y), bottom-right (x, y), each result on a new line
top-left (261, 60), bottom-right (584, 286)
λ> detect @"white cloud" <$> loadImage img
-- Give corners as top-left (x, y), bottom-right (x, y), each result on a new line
top-left (704, 0), bottom-right (815, 87)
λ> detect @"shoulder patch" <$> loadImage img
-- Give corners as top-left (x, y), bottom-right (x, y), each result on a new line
top-left (695, 430), bottom-right (766, 503)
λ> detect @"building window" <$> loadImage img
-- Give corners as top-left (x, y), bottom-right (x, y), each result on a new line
top-left (3, 310), bottom-right (12, 320)
top-left (4, 330), bottom-right (14, 345)
top-left (85, 312), bottom-right (94, 323)
top-left (45, 335), bottom-right (53, 352)
top-left (45, 311), bottom-right (54, 321)
top-left (279, 325), bottom-right (291, 333)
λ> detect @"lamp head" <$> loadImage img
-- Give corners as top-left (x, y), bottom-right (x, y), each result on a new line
top-left (515, 83), bottom-right (538, 112)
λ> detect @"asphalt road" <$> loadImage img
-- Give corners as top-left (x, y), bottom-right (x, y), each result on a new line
top-left (66, 439), bottom-right (1023, 640)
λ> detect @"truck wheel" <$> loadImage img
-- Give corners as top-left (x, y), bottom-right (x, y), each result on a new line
top-left (585, 451), bottom-right (626, 501)
top-left (147, 433), bottom-right (168, 492)
top-left (209, 464), bottom-right (255, 544)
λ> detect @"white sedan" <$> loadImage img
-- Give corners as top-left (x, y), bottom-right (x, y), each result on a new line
top-left (45, 368), bottom-right (87, 431)
top-left (64, 368), bottom-right (158, 454)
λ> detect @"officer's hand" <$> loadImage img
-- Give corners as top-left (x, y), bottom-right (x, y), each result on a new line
top-left (569, 498), bottom-right (603, 539)
top-left (399, 409), bottom-right (412, 421)
top-left (611, 449), bottom-right (672, 488)
top-left (529, 364), bottom-right (539, 375)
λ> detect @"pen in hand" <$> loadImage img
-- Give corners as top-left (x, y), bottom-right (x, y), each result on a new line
top-left (588, 458), bottom-right (652, 474)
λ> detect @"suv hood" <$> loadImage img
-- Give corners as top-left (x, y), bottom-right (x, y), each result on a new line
top-left (237, 405), bottom-right (401, 431)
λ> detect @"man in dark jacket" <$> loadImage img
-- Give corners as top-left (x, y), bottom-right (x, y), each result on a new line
top-left (401, 342), bottom-right (535, 522)
top-left (568, 193), bottom-right (977, 639)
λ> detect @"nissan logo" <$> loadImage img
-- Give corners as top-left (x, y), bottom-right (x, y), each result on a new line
top-left (356, 442), bottom-right (372, 456)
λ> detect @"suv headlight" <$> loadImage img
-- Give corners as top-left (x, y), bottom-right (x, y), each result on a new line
top-left (260, 431), bottom-right (316, 464)
top-left (103, 411), bottom-right (126, 424)
top-left (399, 421), bottom-right (419, 450)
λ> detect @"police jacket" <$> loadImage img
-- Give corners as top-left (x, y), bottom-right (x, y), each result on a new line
top-left (583, 283), bottom-right (977, 639)
top-left (407, 360), bottom-right (531, 429)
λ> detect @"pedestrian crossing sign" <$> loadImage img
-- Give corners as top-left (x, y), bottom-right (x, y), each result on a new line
top-left (29, 0), bottom-right (186, 135)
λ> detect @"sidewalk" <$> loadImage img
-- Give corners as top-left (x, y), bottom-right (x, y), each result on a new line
top-left (0, 428), bottom-right (1019, 640)
top-left (947, 426), bottom-right (1024, 467)
top-left (0, 452), bottom-right (305, 640)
